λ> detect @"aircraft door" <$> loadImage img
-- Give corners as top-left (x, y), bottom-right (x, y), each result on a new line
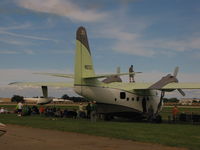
top-left (142, 97), bottom-right (147, 113)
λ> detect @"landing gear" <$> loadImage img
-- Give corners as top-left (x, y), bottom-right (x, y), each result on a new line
top-left (103, 114), bottom-right (114, 121)
top-left (154, 114), bottom-right (162, 123)
top-left (147, 114), bottom-right (162, 123)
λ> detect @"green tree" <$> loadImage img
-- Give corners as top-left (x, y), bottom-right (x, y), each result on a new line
top-left (61, 94), bottom-right (69, 100)
top-left (11, 95), bottom-right (24, 103)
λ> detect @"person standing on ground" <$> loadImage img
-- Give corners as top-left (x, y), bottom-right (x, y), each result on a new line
top-left (172, 105), bottom-right (179, 122)
top-left (78, 103), bottom-right (85, 118)
top-left (129, 65), bottom-right (135, 82)
top-left (0, 107), bottom-right (5, 114)
top-left (39, 106), bottom-right (45, 116)
top-left (17, 101), bottom-right (23, 116)
top-left (86, 102), bottom-right (91, 119)
top-left (90, 101), bottom-right (97, 122)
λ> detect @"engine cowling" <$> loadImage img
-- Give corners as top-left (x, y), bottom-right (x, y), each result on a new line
top-left (37, 97), bottom-right (53, 105)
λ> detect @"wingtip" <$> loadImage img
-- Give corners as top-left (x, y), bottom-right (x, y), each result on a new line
top-left (8, 82), bottom-right (21, 85)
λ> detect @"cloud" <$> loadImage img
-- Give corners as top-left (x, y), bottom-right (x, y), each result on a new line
top-left (92, 23), bottom-right (156, 57)
top-left (23, 50), bottom-right (35, 55)
top-left (0, 85), bottom-right (76, 98)
top-left (113, 40), bottom-right (155, 57)
top-left (0, 50), bottom-right (19, 55)
top-left (0, 30), bottom-right (58, 42)
top-left (0, 23), bottom-right (31, 31)
top-left (17, 0), bottom-right (108, 22)
top-left (16, 0), bottom-right (200, 57)
top-left (0, 49), bottom-right (35, 55)
top-left (101, 28), bottom-right (200, 57)
top-left (0, 37), bottom-right (32, 46)
top-left (148, 37), bottom-right (200, 52)
top-left (1, 68), bottom-right (200, 98)
top-left (0, 68), bottom-right (72, 85)
top-left (0, 68), bottom-right (75, 98)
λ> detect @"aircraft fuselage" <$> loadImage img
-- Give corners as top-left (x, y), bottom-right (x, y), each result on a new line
top-left (74, 85), bottom-right (161, 117)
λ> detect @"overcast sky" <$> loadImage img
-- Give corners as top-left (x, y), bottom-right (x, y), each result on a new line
top-left (0, 0), bottom-right (200, 98)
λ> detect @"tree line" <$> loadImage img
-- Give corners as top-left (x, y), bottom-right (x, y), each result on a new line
top-left (11, 94), bottom-right (88, 103)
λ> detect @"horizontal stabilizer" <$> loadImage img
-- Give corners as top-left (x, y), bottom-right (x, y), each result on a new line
top-left (9, 82), bottom-right (74, 88)
top-left (34, 73), bottom-right (74, 78)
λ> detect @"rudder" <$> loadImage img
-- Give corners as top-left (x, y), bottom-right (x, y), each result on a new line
top-left (74, 26), bottom-right (95, 85)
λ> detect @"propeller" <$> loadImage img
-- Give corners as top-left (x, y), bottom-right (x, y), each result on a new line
top-left (155, 66), bottom-right (185, 114)
top-left (177, 89), bottom-right (186, 96)
top-left (150, 66), bottom-right (185, 96)
top-left (172, 66), bottom-right (186, 96)
top-left (173, 66), bottom-right (179, 77)
top-left (116, 66), bottom-right (120, 74)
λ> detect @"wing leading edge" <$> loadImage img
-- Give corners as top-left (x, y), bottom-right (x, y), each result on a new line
top-left (105, 82), bottom-right (200, 91)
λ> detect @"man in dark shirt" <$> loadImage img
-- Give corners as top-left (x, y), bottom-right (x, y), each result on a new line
top-left (129, 65), bottom-right (135, 82)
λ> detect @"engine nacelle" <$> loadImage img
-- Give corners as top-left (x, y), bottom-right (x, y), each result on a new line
top-left (37, 97), bottom-right (53, 105)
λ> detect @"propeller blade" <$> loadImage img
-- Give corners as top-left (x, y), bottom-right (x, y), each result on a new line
top-left (173, 66), bottom-right (179, 77)
top-left (116, 66), bottom-right (120, 74)
top-left (177, 89), bottom-right (185, 96)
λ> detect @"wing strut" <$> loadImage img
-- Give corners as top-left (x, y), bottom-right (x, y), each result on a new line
top-left (156, 91), bottom-right (165, 114)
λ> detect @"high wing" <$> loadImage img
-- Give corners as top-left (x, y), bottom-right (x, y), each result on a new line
top-left (105, 82), bottom-right (200, 91)
top-left (104, 67), bottom-right (200, 95)
top-left (161, 83), bottom-right (200, 90)
top-left (105, 82), bottom-right (152, 91)
top-left (34, 72), bottom-right (142, 79)
top-left (9, 82), bottom-right (74, 87)
top-left (83, 72), bottom-right (142, 79)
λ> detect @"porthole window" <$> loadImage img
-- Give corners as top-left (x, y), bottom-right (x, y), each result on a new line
top-left (115, 98), bottom-right (117, 101)
top-left (132, 97), bottom-right (134, 101)
top-left (127, 97), bottom-right (129, 101)
top-left (120, 92), bottom-right (126, 99)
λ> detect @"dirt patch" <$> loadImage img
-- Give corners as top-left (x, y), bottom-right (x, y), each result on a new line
top-left (0, 125), bottom-right (187, 150)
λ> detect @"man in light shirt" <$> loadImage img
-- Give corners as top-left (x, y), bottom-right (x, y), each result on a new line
top-left (17, 102), bottom-right (23, 116)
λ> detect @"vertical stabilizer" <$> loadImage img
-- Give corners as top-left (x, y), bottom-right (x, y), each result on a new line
top-left (74, 27), bottom-right (95, 85)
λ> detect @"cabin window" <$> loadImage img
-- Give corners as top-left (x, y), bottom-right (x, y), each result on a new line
top-left (132, 97), bottom-right (134, 101)
top-left (115, 98), bottom-right (117, 101)
top-left (120, 92), bottom-right (126, 99)
top-left (137, 97), bottom-right (140, 101)
top-left (127, 97), bottom-right (129, 101)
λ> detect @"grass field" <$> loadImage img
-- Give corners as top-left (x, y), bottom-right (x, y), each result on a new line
top-left (160, 106), bottom-right (200, 120)
top-left (1, 104), bottom-right (200, 120)
top-left (0, 104), bottom-right (200, 150)
top-left (0, 113), bottom-right (200, 150)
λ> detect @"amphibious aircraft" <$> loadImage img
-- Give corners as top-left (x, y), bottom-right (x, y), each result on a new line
top-left (10, 26), bottom-right (200, 120)
top-left (23, 97), bottom-right (73, 104)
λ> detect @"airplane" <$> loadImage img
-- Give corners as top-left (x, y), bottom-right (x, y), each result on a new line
top-left (23, 97), bottom-right (73, 104)
top-left (10, 26), bottom-right (200, 120)
top-left (0, 123), bottom-right (6, 137)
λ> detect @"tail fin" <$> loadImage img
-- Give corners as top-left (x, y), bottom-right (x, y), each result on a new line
top-left (74, 26), bottom-right (95, 85)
